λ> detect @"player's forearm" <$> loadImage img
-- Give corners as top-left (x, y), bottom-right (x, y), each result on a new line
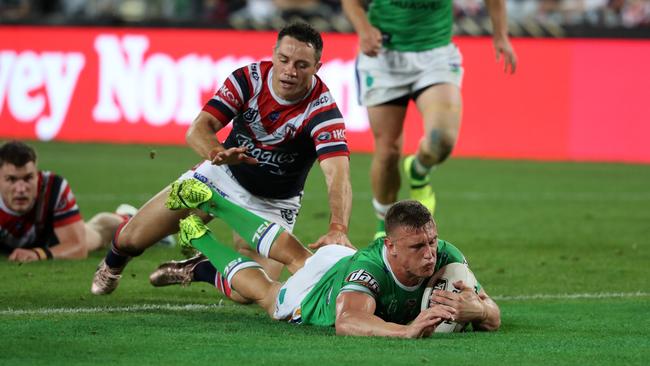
top-left (336, 311), bottom-right (409, 338)
top-left (341, 0), bottom-right (373, 35)
top-left (484, 0), bottom-right (510, 40)
top-left (186, 111), bottom-right (226, 160)
top-left (472, 297), bottom-right (501, 331)
top-left (50, 241), bottom-right (88, 259)
top-left (324, 162), bottom-right (352, 228)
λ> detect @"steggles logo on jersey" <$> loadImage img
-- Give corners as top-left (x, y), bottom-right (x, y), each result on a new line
top-left (346, 269), bottom-right (380, 295)
top-left (235, 134), bottom-right (299, 172)
top-left (269, 111), bottom-right (280, 122)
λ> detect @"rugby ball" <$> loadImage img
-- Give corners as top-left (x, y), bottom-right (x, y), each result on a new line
top-left (420, 262), bottom-right (478, 333)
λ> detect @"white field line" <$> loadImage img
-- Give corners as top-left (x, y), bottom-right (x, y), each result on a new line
top-left (0, 302), bottom-right (224, 316)
top-left (493, 291), bottom-right (649, 301)
top-left (1, 292), bottom-right (647, 316)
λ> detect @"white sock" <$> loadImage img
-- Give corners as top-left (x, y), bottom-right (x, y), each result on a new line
top-left (372, 198), bottom-right (393, 220)
top-left (412, 155), bottom-right (433, 177)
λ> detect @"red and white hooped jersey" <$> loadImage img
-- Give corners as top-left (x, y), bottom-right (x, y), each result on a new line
top-left (0, 171), bottom-right (82, 255)
top-left (203, 61), bottom-right (350, 199)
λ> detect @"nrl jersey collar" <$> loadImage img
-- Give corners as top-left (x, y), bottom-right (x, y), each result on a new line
top-left (267, 68), bottom-right (317, 106)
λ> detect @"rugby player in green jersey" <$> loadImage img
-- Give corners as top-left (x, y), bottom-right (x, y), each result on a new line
top-left (342, 0), bottom-right (517, 239)
top-left (158, 178), bottom-right (500, 338)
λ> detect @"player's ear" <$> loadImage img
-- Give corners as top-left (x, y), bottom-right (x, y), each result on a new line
top-left (314, 61), bottom-right (322, 73)
top-left (384, 237), bottom-right (396, 253)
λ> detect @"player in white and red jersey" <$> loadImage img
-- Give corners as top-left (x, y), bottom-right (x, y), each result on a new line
top-left (0, 141), bottom-right (129, 262)
top-left (92, 22), bottom-right (354, 296)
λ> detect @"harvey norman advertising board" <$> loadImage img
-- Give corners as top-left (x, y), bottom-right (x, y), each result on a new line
top-left (1, 27), bottom-right (649, 163)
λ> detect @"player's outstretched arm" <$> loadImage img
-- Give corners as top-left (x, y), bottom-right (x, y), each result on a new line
top-left (10, 220), bottom-right (93, 262)
top-left (335, 291), bottom-right (455, 338)
top-left (310, 156), bottom-right (353, 250)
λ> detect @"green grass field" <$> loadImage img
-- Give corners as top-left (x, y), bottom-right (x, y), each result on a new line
top-left (1, 141), bottom-right (649, 366)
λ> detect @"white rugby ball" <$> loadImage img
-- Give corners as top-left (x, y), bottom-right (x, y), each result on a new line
top-left (420, 262), bottom-right (478, 333)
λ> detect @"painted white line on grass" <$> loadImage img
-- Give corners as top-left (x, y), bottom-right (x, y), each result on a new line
top-left (0, 302), bottom-right (224, 316)
top-left (494, 291), bottom-right (649, 301)
top-left (2, 292), bottom-right (647, 316)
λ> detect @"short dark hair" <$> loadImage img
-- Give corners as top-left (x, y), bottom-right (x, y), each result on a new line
top-left (0, 140), bottom-right (37, 167)
top-left (385, 200), bottom-right (434, 235)
top-left (277, 22), bottom-right (323, 62)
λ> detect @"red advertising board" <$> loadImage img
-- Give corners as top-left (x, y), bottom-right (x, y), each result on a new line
top-left (1, 26), bottom-right (649, 163)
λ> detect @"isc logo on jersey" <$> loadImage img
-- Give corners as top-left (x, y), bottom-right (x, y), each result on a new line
top-left (311, 95), bottom-right (329, 108)
top-left (346, 269), bottom-right (380, 295)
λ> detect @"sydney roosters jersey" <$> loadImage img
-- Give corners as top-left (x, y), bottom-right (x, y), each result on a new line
top-left (0, 171), bottom-right (82, 255)
top-left (203, 61), bottom-right (349, 199)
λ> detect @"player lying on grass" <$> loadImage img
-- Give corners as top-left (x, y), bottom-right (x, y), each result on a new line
top-left (158, 178), bottom-right (500, 337)
top-left (0, 141), bottom-right (171, 262)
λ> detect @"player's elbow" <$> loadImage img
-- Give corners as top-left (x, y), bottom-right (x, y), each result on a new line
top-left (185, 124), bottom-right (197, 145)
top-left (335, 312), bottom-right (357, 336)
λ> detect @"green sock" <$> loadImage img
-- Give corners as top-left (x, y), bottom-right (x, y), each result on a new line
top-left (188, 231), bottom-right (260, 297)
top-left (188, 232), bottom-right (249, 274)
top-left (197, 192), bottom-right (284, 257)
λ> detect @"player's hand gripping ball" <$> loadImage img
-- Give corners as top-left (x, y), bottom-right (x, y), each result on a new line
top-left (420, 262), bottom-right (478, 333)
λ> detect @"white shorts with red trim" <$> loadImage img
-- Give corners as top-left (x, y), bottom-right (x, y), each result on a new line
top-left (179, 161), bottom-right (301, 232)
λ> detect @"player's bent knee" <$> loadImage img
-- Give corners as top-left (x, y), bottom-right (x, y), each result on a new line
top-left (114, 221), bottom-right (153, 255)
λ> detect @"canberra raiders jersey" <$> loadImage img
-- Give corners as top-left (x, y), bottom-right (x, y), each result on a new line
top-left (299, 237), bottom-right (472, 326)
top-left (0, 171), bottom-right (82, 255)
top-left (368, 0), bottom-right (453, 51)
top-left (202, 61), bottom-right (349, 199)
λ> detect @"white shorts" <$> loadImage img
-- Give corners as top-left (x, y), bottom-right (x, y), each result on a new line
top-left (273, 244), bottom-right (356, 321)
top-left (179, 161), bottom-right (301, 231)
top-left (356, 43), bottom-right (464, 106)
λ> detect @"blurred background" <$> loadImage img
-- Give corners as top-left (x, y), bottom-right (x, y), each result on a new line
top-left (1, 0), bottom-right (649, 37)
